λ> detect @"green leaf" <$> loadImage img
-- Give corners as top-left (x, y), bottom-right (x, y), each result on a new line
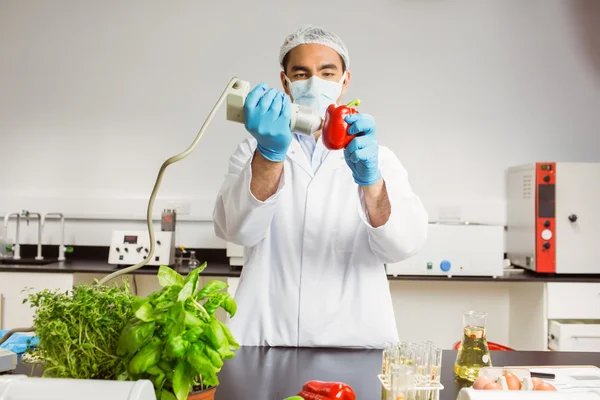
top-left (158, 266), bottom-right (185, 288)
top-left (151, 372), bottom-right (167, 395)
top-left (173, 361), bottom-right (192, 400)
top-left (117, 319), bottom-right (156, 356)
top-left (167, 302), bottom-right (186, 339)
top-left (147, 365), bottom-right (163, 375)
top-left (203, 319), bottom-right (226, 351)
top-left (135, 302), bottom-right (155, 322)
top-left (186, 343), bottom-right (215, 377)
top-left (184, 311), bottom-right (203, 328)
top-left (222, 294), bottom-right (237, 317)
top-left (132, 296), bottom-right (148, 312)
top-left (183, 326), bottom-right (204, 342)
top-left (153, 286), bottom-right (183, 310)
top-left (178, 280), bottom-right (195, 302)
top-left (203, 345), bottom-right (223, 371)
top-left (128, 338), bottom-right (163, 376)
top-left (166, 336), bottom-right (189, 358)
top-left (196, 280), bottom-right (228, 299)
top-left (219, 320), bottom-right (239, 350)
top-left (182, 266), bottom-right (202, 294)
top-left (161, 390), bottom-right (178, 400)
top-left (203, 292), bottom-right (236, 317)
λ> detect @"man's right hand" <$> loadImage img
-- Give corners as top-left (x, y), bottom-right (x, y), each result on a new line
top-left (244, 83), bottom-right (292, 163)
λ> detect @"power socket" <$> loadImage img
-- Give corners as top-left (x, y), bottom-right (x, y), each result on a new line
top-left (166, 201), bottom-right (191, 215)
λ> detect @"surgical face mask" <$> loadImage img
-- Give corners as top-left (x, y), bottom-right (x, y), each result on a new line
top-left (285, 73), bottom-right (346, 118)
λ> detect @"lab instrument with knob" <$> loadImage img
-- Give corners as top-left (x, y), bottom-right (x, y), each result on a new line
top-left (506, 162), bottom-right (600, 274)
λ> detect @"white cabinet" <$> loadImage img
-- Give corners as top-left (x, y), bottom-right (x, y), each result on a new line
top-left (0, 272), bottom-right (73, 329)
top-left (547, 282), bottom-right (600, 319)
top-left (548, 319), bottom-right (600, 352)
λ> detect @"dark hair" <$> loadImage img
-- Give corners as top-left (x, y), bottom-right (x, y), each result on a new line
top-left (281, 51), bottom-right (347, 74)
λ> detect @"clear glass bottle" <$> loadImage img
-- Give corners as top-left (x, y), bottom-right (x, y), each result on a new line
top-left (188, 250), bottom-right (200, 269)
top-left (454, 311), bottom-right (492, 382)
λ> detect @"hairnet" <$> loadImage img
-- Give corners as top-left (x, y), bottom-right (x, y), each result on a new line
top-left (279, 25), bottom-right (350, 70)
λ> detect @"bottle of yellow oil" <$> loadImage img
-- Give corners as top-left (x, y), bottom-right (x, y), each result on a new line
top-left (454, 311), bottom-right (492, 382)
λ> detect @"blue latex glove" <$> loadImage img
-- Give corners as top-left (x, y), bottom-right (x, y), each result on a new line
top-left (244, 83), bottom-right (293, 162)
top-left (0, 330), bottom-right (39, 354)
top-left (343, 113), bottom-right (382, 186)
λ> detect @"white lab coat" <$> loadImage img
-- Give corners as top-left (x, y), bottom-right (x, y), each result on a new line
top-left (213, 136), bottom-right (428, 348)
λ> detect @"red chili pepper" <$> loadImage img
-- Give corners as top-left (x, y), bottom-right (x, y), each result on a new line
top-left (297, 380), bottom-right (356, 400)
top-left (321, 100), bottom-right (361, 151)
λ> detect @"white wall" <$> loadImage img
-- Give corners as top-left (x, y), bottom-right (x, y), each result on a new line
top-left (1, 0), bottom-right (599, 248)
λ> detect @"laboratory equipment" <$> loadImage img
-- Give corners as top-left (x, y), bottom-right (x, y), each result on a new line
top-left (506, 162), bottom-right (600, 274)
top-left (3, 212), bottom-right (21, 260)
top-left (188, 250), bottom-right (200, 269)
top-left (386, 223), bottom-right (505, 278)
top-left (108, 230), bottom-right (175, 266)
top-left (41, 212), bottom-right (67, 261)
top-left (161, 209), bottom-right (177, 232)
top-left (454, 311), bottom-right (492, 382)
top-left (0, 375), bottom-right (156, 400)
top-left (226, 79), bottom-right (323, 136)
top-left (379, 340), bottom-right (444, 400)
top-left (25, 211), bottom-right (44, 261)
top-left (0, 347), bottom-right (17, 372)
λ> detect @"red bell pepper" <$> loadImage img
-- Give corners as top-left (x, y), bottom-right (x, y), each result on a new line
top-left (321, 100), bottom-right (362, 151)
top-left (297, 380), bottom-right (356, 400)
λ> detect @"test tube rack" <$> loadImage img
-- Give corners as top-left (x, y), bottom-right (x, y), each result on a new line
top-left (378, 374), bottom-right (444, 400)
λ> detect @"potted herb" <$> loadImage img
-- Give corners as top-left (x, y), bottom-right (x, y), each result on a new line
top-left (24, 282), bottom-right (134, 379)
top-left (117, 264), bottom-right (239, 400)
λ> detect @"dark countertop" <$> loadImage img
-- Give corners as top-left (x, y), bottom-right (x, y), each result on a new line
top-left (0, 259), bottom-right (241, 277)
top-left (8, 348), bottom-right (600, 399)
top-left (2, 259), bottom-right (600, 282)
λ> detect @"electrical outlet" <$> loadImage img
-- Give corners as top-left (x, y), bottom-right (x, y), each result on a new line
top-left (166, 201), bottom-right (191, 215)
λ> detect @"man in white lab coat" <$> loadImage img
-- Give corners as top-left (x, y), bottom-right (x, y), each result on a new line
top-left (213, 25), bottom-right (428, 348)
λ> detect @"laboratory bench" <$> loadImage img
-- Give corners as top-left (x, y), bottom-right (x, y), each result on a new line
top-left (2, 258), bottom-right (600, 282)
top-left (7, 347), bottom-right (600, 399)
top-left (2, 246), bottom-right (600, 353)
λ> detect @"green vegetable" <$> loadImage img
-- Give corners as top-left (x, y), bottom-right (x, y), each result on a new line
top-left (118, 265), bottom-right (239, 400)
top-left (196, 280), bottom-right (228, 299)
top-left (117, 319), bottom-right (155, 356)
top-left (24, 282), bottom-right (134, 380)
top-left (129, 338), bottom-right (163, 375)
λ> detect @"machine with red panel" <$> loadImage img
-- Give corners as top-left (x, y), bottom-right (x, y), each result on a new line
top-left (506, 162), bottom-right (600, 274)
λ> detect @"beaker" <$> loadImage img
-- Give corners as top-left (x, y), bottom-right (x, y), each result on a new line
top-left (453, 311), bottom-right (492, 382)
top-left (188, 250), bottom-right (200, 269)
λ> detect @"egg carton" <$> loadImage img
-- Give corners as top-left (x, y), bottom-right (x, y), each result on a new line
top-left (475, 367), bottom-right (553, 391)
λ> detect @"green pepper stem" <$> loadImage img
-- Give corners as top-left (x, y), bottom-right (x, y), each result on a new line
top-left (346, 99), bottom-right (361, 107)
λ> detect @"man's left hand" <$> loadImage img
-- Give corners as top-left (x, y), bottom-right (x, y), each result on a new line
top-left (343, 113), bottom-right (382, 186)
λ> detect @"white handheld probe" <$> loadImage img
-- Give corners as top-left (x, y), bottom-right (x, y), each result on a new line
top-left (225, 79), bottom-right (323, 136)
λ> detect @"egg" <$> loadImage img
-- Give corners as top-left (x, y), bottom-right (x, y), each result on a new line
top-left (534, 382), bottom-right (557, 391)
top-left (473, 376), bottom-right (493, 390)
top-left (483, 382), bottom-right (503, 390)
top-left (503, 372), bottom-right (522, 390)
top-left (531, 377), bottom-right (544, 388)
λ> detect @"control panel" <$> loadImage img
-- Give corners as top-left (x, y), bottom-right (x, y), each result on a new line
top-left (108, 230), bottom-right (176, 266)
top-left (535, 162), bottom-right (556, 273)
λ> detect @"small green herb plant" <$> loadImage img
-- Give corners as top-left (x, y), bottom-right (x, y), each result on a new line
top-left (24, 282), bottom-right (134, 379)
top-left (117, 264), bottom-right (239, 400)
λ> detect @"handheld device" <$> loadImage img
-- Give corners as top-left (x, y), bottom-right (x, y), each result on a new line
top-left (226, 79), bottom-right (322, 136)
